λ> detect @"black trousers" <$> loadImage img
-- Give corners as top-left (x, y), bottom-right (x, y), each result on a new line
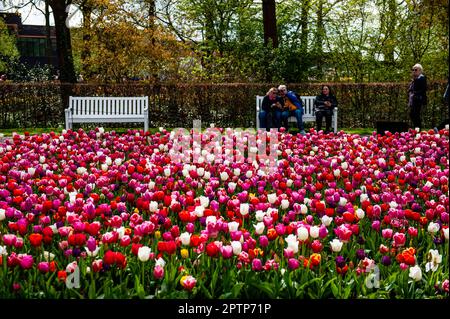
top-left (409, 104), bottom-right (422, 130)
top-left (316, 110), bottom-right (332, 132)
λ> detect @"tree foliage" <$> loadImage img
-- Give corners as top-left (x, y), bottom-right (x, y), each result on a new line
top-left (0, 19), bottom-right (19, 74)
top-left (3, 0), bottom-right (447, 83)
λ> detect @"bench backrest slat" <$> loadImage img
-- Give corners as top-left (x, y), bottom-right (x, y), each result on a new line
top-left (69, 96), bottom-right (148, 116)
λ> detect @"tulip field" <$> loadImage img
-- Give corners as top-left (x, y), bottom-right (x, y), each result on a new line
top-left (0, 127), bottom-right (448, 299)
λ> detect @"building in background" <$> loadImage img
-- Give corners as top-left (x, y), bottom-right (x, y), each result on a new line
top-left (1, 11), bottom-right (58, 69)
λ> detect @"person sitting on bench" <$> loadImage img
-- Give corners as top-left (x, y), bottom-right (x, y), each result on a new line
top-left (278, 85), bottom-right (305, 135)
top-left (259, 87), bottom-right (284, 131)
top-left (314, 85), bottom-right (338, 134)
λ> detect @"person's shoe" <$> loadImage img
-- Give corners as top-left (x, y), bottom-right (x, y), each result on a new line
top-left (300, 130), bottom-right (306, 135)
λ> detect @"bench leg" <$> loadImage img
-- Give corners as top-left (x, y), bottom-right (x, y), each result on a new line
top-left (144, 119), bottom-right (148, 133)
top-left (333, 109), bottom-right (338, 133)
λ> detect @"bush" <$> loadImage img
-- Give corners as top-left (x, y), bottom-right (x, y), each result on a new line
top-left (0, 81), bottom-right (447, 129)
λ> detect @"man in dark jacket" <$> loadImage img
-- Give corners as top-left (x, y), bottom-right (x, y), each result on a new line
top-left (408, 64), bottom-right (427, 131)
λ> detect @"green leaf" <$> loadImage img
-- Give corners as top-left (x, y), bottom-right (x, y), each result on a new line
top-left (88, 280), bottom-right (96, 299)
top-left (250, 282), bottom-right (274, 298)
top-left (231, 282), bottom-right (244, 298)
top-left (330, 281), bottom-right (339, 298)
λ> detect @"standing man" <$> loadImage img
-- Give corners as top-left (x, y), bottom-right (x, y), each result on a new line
top-left (277, 85), bottom-right (305, 135)
top-left (408, 64), bottom-right (427, 131)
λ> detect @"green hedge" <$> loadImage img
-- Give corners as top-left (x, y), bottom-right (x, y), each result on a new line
top-left (0, 82), bottom-right (448, 129)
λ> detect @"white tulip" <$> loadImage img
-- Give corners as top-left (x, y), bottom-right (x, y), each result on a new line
top-left (233, 168), bottom-right (241, 176)
top-left (300, 204), bottom-right (308, 215)
top-left (246, 170), bottom-right (253, 178)
top-left (333, 169), bottom-right (341, 177)
top-left (0, 246), bottom-right (7, 255)
top-left (138, 246), bottom-right (151, 262)
top-left (240, 203), bottom-right (250, 216)
top-left (0, 208), bottom-right (5, 221)
top-left (39, 155), bottom-right (46, 163)
top-left (220, 171), bottom-right (229, 181)
top-left (27, 167), bottom-right (36, 176)
top-left (149, 201), bottom-right (158, 213)
top-left (206, 216), bottom-right (217, 225)
top-left (164, 168), bottom-right (171, 177)
top-left (199, 196), bottom-right (210, 208)
top-left (231, 241), bottom-right (242, 255)
top-left (155, 257), bottom-right (166, 268)
top-left (179, 232), bottom-right (191, 246)
top-left (330, 239), bottom-right (343, 252)
top-left (443, 228), bottom-right (449, 241)
top-left (427, 222), bottom-right (440, 234)
top-left (194, 205), bottom-right (204, 217)
top-left (281, 199), bottom-right (290, 210)
top-left (204, 171), bottom-right (211, 180)
top-left (254, 222), bottom-right (265, 235)
top-left (309, 226), bottom-right (319, 239)
top-left (228, 182), bottom-right (236, 192)
top-left (268, 193), bottom-right (277, 204)
top-left (228, 221), bottom-right (240, 232)
top-left (40, 251), bottom-right (53, 261)
top-left (356, 209), bottom-right (365, 219)
top-left (114, 158), bottom-right (122, 166)
top-left (116, 227), bottom-right (125, 239)
top-left (148, 181), bottom-right (155, 190)
top-left (409, 265), bottom-right (422, 281)
top-left (255, 210), bottom-right (266, 222)
top-left (285, 234), bottom-right (299, 253)
top-left (297, 227), bottom-right (309, 241)
top-left (197, 167), bottom-right (205, 176)
top-left (321, 215), bottom-right (333, 227)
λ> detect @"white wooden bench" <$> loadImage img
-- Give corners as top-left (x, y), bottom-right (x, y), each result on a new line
top-left (65, 96), bottom-right (149, 132)
top-left (256, 95), bottom-right (338, 133)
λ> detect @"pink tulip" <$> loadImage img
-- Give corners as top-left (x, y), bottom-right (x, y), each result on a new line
top-left (220, 245), bottom-right (233, 259)
top-left (382, 229), bottom-right (393, 239)
top-left (2, 234), bottom-right (17, 246)
top-left (251, 258), bottom-right (263, 271)
top-left (259, 235), bottom-right (269, 248)
top-left (38, 262), bottom-right (50, 273)
top-left (287, 258), bottom-right (300, 270)
top-left (18, 254), bottom-right (34, 269)
top-left (153, 265), bottom-right (164, 280)
top-left (393, 232), bottom-right (406, 247)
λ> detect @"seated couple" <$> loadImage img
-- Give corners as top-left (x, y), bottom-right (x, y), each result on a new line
top-left (260, 84), bottom-right (338, 134)
top-left (259, 85), bottom-right (305, 135)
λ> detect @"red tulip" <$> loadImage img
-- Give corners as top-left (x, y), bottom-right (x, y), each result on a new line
top-left (29, 233), bottom-right (43, 247)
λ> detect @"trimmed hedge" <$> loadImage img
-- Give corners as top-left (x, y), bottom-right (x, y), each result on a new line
top-left (0, 82), bottom-right (448, 129)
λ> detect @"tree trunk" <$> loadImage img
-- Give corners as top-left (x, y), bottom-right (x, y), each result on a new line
top-left (262, 0), bottom-right (278, 48)
top-left (81, 1), bottom-right (92, 79)
top-left (300, 0), bottom-right (309, 53)
top-left (315, 0), bottom-right (324, 78)
top-left (45, 0), bottom-right (53, 67)
top-left (147, 0), bottom-right (156, 28)
top-left (48, 0), bottom-right (77, 83)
